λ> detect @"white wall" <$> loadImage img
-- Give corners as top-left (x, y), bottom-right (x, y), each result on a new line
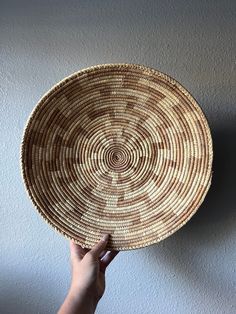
top-left (0, 1), bottom-right (235, 313)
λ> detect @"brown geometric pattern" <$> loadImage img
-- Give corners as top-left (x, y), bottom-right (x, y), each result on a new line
top-left (20, 63), bottom-right (213, 250)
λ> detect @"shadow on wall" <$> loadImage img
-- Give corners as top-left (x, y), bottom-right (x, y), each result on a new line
top-left (190, 124), bottom-right (236, 234)
top-left (146, 121), bottom-right (236, 303)
top-left (0, 277), bottom-right (63, 314)
top-left (177, 122), bottom-right (236, 239)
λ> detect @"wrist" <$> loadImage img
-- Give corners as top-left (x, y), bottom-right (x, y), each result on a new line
top-left (67, 286), bottom-right (99, 312)
top-left (70, 279), bottom-right (100, 302)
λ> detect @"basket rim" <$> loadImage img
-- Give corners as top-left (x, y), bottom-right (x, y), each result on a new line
top-left (20, 62), bottom-right (214, 251)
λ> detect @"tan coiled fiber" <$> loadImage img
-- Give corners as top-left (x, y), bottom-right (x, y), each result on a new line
top-left (20, 63), bottom-right (213, 250)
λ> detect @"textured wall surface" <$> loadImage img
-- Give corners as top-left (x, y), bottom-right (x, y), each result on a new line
top-left (0, 1), bottom-right (235, 313)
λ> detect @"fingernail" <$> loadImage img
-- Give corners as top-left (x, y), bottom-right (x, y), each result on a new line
top-left (101, 234), bottom-right (109, 241)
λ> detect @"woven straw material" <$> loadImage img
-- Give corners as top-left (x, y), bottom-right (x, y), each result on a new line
top-left (21, 63), bottom-right (213, 251)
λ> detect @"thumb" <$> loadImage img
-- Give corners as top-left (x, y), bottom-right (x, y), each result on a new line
top-left (89, 234), bottom-right (109, 259)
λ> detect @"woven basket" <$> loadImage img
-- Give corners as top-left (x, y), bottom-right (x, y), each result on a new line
top-left (20, 63), bottom-right (213, 251)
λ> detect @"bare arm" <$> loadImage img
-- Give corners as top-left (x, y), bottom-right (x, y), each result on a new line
top-left (58, 234), bottom-right (119, 314)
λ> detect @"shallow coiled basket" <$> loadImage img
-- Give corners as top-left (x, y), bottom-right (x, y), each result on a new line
top-left (20, 63), bottom-right (213, 250)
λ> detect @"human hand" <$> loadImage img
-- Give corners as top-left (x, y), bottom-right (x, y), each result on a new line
top-left (58, 234), bottom-right (119, 314)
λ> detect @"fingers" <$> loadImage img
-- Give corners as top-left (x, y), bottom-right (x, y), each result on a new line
top-left (88, 234), bottom-right (109, 259)
top-left (99, 249), bottom-right (107, 259)
top-left (100, 250), bottom-right (119, 273)
top-left (70, 241), bottom-right (88, 261)
top-left (70, 236), bottom-right (119, 273)
top-left (70, 235), bottom-right (110, 262)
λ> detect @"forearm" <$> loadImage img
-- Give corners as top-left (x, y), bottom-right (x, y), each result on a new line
top-left (57, 287), bottom-right (99, 314)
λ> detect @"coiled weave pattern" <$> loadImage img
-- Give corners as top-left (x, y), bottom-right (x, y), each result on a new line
top-left (21, 63), bottom-right (213, 250)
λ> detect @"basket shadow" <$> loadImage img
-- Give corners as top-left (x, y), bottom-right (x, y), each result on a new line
top-left (0, 276), bottom-right (61, 314)
top-left (180, 124), bottom-right (236, 238)
top-left (144, 123), bottom-right (236, 302)
top-left (145, 123), bottom-right (236, 245)
top-left (167, 123), bottom-right (235, 241)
